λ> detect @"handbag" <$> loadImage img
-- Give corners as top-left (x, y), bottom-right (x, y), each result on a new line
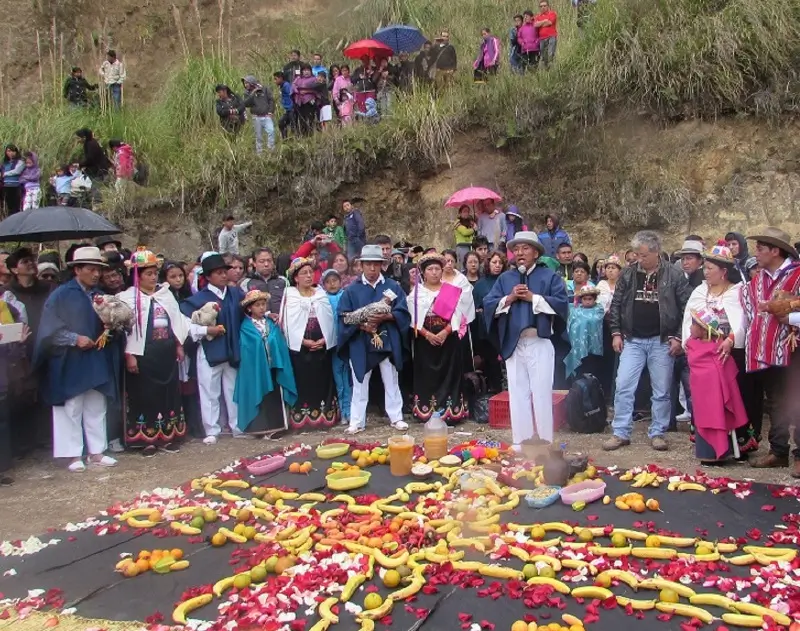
top-left (431, 282), bottom-right (461, 322)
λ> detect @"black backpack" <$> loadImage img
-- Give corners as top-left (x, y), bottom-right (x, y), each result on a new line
top-left (566, 374), bottom-right (607, 434)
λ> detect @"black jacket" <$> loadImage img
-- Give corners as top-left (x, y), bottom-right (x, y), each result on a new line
top-left (242, 76), bottom-right (275, 116)
top-left (63, 76), bottom-right (97, 105)
top-left (432, 43), bottom-right (457, 70)
top-left (80, 137), bottom-right (112, 178)
top-left (609, 262), bottom-right (692, 342)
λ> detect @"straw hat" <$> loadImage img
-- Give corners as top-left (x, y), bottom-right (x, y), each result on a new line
top-left (67, 246), bottom-right (108, 267)
top-left (286, 257), bottom-right (314, 282)
top-left (690, 307), bottom-right (723, 338)
top-left (130, 249), bottom-right (159, 269)
top-left (241, 290), bottom-right (269, 309)
top-left (605, 254), bottom-right (623, 269)
top-left (577, 285), bottom-right (601, 298)
top-left (747, 227), bottom-right (798, 259)
top-left (703, 242), bottom-right (736, 267)
top-left (417, 253), bottom-right (446, 271)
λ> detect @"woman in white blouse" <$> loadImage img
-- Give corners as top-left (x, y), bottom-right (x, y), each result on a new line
top-left (280, 258), bottom-right (339, 430)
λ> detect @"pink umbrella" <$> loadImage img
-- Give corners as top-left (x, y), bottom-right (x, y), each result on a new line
top-left (343, 39), bottom-right (394, 59)
top-left (444, 186), bottom-right (502, 208)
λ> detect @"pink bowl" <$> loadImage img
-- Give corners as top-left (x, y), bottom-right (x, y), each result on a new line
top-left (559, 479), bottom-right (607, 505)
top-left (246, 455), bottom-right (286, 476)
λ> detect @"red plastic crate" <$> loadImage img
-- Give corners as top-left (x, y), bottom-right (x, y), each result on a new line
top-left (488, 390), bottom-right (568, 430)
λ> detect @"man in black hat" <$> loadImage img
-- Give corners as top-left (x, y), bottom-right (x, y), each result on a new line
top-left (94, 236), bottom-right (121, 253)
top-left (180, 254), bottom-right (245, 445)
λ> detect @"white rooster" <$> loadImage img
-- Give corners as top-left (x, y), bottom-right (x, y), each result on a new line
top-left (92, 294), bottom-right (135, 349)
top-left (191, 302), bottom-right (225, 340)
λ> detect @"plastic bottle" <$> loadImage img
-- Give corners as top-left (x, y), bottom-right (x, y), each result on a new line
top-left (423, 412), bottom-right (449, 460)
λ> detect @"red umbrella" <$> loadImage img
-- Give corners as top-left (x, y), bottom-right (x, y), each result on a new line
top-left (343, 39), bottom-right (394, 59)
top-left (444, 186), bottom-right (502, 208)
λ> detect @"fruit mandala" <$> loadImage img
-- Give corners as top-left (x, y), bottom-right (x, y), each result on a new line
top-left (1, 441), bottom-right (800, 631)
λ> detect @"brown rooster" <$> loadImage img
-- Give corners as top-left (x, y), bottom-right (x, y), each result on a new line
top-left (759, 290), bottom-right (800, 318)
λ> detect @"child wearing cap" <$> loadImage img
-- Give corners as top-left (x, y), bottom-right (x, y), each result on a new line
top-left (322, 269), bottom-right (352, 426)
top-left (564, 286), bottom-right (604, 378)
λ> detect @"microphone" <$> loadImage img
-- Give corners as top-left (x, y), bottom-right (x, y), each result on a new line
top-left (517, 264), bottom-right (527, 286)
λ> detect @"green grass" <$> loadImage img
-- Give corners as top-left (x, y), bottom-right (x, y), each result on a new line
top-left (0, 0), bottom-right (797, 228)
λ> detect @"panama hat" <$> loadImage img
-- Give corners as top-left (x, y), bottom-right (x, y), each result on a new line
top-left (507, 231), bottom-right (544, 255)
top-left (746, 227), bottom-right (798, 259)
top-left (67, 246), bottom-right (108, 267)
top-left (676, 239), bottom-right (704, 257)
top-left (357, 244), bottom-right (387, 262)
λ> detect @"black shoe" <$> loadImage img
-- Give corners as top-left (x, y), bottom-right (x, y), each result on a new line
top-left (141, 445), bottom-right (158, 458)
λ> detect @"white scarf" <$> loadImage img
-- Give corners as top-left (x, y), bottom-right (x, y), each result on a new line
top-left (681, 281), bottom-right (745, 348)
top-left (280, 286), bottom-right (336, 352)
top-left (118, 283), bottom-right (190, 356)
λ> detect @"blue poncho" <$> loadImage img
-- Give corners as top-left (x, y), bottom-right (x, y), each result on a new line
top-left (564, 303), bottom-right (605, 377)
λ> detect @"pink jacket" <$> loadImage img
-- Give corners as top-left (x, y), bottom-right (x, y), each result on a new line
top-left (474, 36), bottom-right (501, 69)
top-left (114, 144), bottom-right (135, 179)
top-left (516, 23), bottom-right (539, 53)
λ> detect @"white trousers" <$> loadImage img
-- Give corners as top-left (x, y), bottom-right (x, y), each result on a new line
top-left (196, 346), bottom-right (239, 436)
top-left (506, 334), bottom-right (555, 446)
top-left (349, 358), bottom-right (403, 428)
top-left (52, 389), bottom-right (108, 458)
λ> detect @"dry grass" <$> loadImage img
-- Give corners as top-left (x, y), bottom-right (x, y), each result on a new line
top-left (0, 417), bottom-right (792, 542)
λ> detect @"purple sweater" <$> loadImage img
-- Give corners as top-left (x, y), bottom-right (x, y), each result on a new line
top-left (517, 23), bottom-right (540, 53)
top-left (19, 153), bottom-right (40, 190)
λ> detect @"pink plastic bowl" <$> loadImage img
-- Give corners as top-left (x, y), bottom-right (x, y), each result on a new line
top-left (246, 455), bottom-right (286, 476)
top-left (559, 479), bottom-right (607, 505)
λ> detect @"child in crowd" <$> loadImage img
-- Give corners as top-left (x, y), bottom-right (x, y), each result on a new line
top-left (19, 152), bottom-right (41, 210)
top-left (564, 286), bottom-right (604, 378)
top-left (316, 71), bottom-right (332, 130)
top-left (356, 96), bottom-right (380, 124)
top-left (323, 214), bottom-right (346, 249)
top-left (50, 165), bottom-right (75, 206)
top-left (338, 88), bottom-right (354, 125)
top-left (322, 269), bottom-right (352, 426)
top-left (68, 164), bottom-right (92, 206)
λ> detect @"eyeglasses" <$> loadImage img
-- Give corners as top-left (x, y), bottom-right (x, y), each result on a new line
top-left (40, 274), bottom-right (57, 281)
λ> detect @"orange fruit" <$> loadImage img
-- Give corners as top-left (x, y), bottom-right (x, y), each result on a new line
top-left (210, 533), bottom-right (226, 547)
top-left (382, 533), bottom-right (394, 543)
top-left (138, 550), bottom-right (151, 560)
top-left (289, 462), bottom-right (301, 473)
top-left (170, 548), bottom-right (184, 560)
top-left (123, 564), bottom-right (140, 578)
top-left (151, 550), bottom-right (163, 560)
top-left (389, 522), bottom-right (401, 533)
top-left (135, 559), bottom-right (150, 573)
top-left (368, 537), bottom-right (383, 548)
top-left (511, 622), bottom-right (528, 631)
top-left (629, 500), bottom-right (646, 513)
top-left (299, 463), bottom-right (312, 474)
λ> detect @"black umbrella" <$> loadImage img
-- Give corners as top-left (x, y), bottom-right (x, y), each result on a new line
top-left (0, 207), bottom-right (121, 242)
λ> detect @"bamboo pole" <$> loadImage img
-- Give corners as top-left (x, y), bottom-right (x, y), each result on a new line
top-left (50, 17), bottom-right (57, 106)
top-left (35, 31), bottom-right (45, 104)
top-left (191, 0), bottom-right (204, 58)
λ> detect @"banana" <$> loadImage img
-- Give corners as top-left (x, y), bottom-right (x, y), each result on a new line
top-left (377, 503), bottom-right (406, 514)
top-left (348, 505), bottom-right (383, 516)
top-left (571, 586), bottom-right (614, 600)
top-left (374, 548), bottom-right (410, 569)
top-left (527, 577), bottom-right (571, 594)
top-left (587, 545), bottom-right (632, 557)
top-left (170, 522), bottom-right (202, 536)
top-left (365, 555), bottom-right (376, 580)
top-left (320, 508), bottom-right (344, 521)
top-left (752, 552), bottom-right (795, 565)
top-left (172, 593), bottom-right (213, 624)
top-left (424, 549), bottom-right (465, 564)
top-left (343, 540), bottom-right (377, 556)
top-left (359, 621), bottom-right (375, 631)
top-left (677, 551), bottom-right (721, 562)
top-left (631, 548), bottom-right (677, 560)
top-left (126, 516), bottom-right (159, 528)
top-left (712, 541), bottom-right (739, 554)
top-left (213, 576), bottom-right (235, 597)
top-left (451, 561), bottom-right (484, 572)
top-left (562, 614), bottom-right (584, 627)
top-left (251, 497), bottom-right (270, 509)
top-left (655, 535), bottom-right (698, 548)
top-left (689, 594), bottom-right (736, 611)
top-left (356, 597), bottom-right (394, 621)
top-left (318, 597), bottom-right (339, 624)
top-left (561, 542), bottom-right (590, 550)
top-left (478, 565), bottom-right (524, 580)
top-left (532, 537), bottom-right (562, 548)
top-left (396, 511), bottom-right (428, 521)
top-left (307, 619), bottom-right (331, 631)
top-left (596, 570), bottom-right (639, 589)
top-left (332, 494), bottom-right (355, 505)
top-left (616, 596), bottom-right (656, 610)
top-left (561, 559), bottom-right (597, 575)
top-left (732, 603), bottom-right (792, 625)
top-left (721, 614), bottom-right (768, 628)
top-left (529, 554), bottom-right (562, 571)
top-left (166, 507), bottom-right (198, 517)
top-left (275, 524), bottom-right (298, 541)
top-left (449, 538), bottom-right (487, 553)
top-left (611, 528), bottom-right (649, 541)
top-left (268, 489), bottom-right (300, 500)
top-left (677, 482), bottom-right (707, 492)
top-left (615, 500), bottom-right (631, 511)
top-left (655, 602), bottom-right (714, 624)
top-left (405, 482), bottom-right (436, 493)
top-left (218, 527), bottom-right (247, 543)
top-left (632, 472), bottom-right (657, 488)
top-left (219, 479), bottom-right (250, 489)
top-left (743, 545), bottom-right (797, 560)
top-left (341, 574), bottom-right (367, 602)
top-left (619, 471), bottom-right (634, 481)
top-left (389, 577), bottom-right (425, 601)
top-left (221, 490), bottom-right (245, 502)
top-left (282, 526), bottom-right (315, 549)
top-left (252, 508), bottom-right (275, 522)
top-left (171, 560), bottom-right (190, 571)
top-left (298, 492), bottom-right (326, 502)
top-left (296, 537), bottom-right (314, 555)
top-left (204, 484), bottom-right (223, 496)
top-left (508, 546), bottom-right (530, 562)
top-left (435, 521), bottom-right (461, 534)
top-left (541, 522), bottom-right (574, 535)
top-left (506, 522), bottom-right (532, 532)
top-left (638, 578), bottom-right (696, 598)
top-left (119, 507), bottom-right (157, 520)
top-left (725, 554), bottom-right (755, 566)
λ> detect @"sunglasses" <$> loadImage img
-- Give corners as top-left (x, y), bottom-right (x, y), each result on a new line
top-left (40, 274), bottom-right (57, 281)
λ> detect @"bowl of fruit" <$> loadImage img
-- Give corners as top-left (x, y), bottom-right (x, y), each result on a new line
top-left (525, 486), bottom-right (561, 509)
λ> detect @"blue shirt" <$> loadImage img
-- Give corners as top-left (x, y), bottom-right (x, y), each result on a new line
top-left (279, 82), bottom-right (293, 110)
top-left (312, 65), bottom-right (327, 77)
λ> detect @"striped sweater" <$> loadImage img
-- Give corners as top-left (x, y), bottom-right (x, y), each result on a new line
top-left (741, 260), bottom-right (800, 372)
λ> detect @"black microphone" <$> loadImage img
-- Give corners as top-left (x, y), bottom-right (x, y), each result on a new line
top-left (517, 264), bottom-right (527, 285)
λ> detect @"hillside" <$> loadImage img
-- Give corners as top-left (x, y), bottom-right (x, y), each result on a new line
top-left (0, 0), bottom-right (798, 256)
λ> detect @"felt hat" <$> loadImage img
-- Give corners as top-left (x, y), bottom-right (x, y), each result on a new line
top-left (690, 307), bottom-right (723, 338)
top-left (605, 254), bottom-right (623, 269)
top-left (417, 253), bottom-right (446, 271)
top-left (130, 249), bottom-right (159, 269)
top-left (507, 231), bottom-right (544, 255)
top-left (703, 241), bottom-right (736, 267)
top-left (676, 239), bottom-right (704, 257)
top-left (577, 285), bottom-right (601, 297)
top-left (94, 235), bottom-right (122, 249)
top-left (201, 253), bottom-right (231, 275)
top-left (747, 227), bottom-right (798, 259)
top-left (240, 289), bottom-right (269, 309)
top-left (67, 246), bottom-right (108, 267)
top-left (357, 244), bottom-right (386, 262)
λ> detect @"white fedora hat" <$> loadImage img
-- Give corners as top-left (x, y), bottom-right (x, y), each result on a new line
top-left (507, 231), bottom-right (544, 255)
top-left (67, 246), bottom-right (109, 267)
top-left (357, 244), bottom-right (387, 262)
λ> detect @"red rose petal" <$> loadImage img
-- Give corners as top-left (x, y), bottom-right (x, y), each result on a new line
top-left (761, 505), bottom-right (776, 512)
top-left (458, 613), bottom-right (473, 623)
top-left (587, 515), bottom-right (599, 522)
top-left (480, 621), bottom-right (495, 631)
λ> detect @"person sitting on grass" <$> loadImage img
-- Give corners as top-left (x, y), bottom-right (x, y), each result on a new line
top-left (355, 97), bottom-right (380, 124)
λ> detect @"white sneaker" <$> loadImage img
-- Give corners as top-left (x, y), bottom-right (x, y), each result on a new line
top-left (676, 412), bottom-right (691, 422)
top-left (108, 439), bottom-right (125, 453)
top-left (390, 420), bottom-right (409, 431)
top-left (68, 460), bottom-right (86, 472)
top-left (203, 435), bottom-right (218, 445)
top-left (345, 425), bottom-right (365, 435)
top-left (91, 455), bottom-right (118, 467)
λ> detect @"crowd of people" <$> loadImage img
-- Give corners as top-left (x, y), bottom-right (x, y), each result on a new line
top-left (0, 196), bottom-right (799, 487)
